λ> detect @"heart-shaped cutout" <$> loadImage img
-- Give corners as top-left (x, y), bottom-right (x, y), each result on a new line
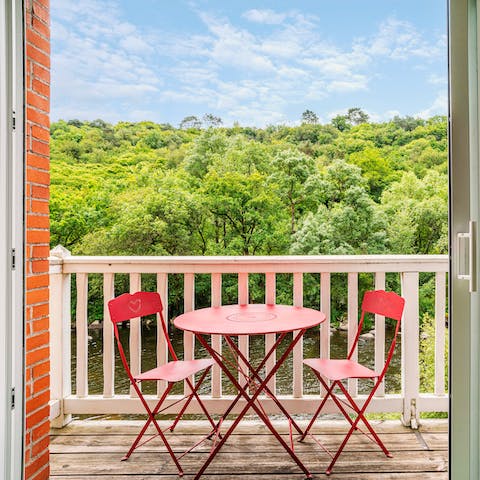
top-left (128, 299), bottom-right (142, 314)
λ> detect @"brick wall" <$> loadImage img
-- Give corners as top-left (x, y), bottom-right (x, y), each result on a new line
top-left (24, 1), bottom-right (50, 479)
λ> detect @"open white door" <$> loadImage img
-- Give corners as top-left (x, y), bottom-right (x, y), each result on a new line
top-left (0, 0), bottom-right (24, 478)
top-left (450, 0), bottom-right (480, 478)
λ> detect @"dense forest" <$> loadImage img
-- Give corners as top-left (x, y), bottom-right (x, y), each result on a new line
top-left (50, 110), bottom-right (448, 259)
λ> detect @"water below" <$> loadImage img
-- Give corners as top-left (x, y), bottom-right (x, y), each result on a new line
top-left (75, 326), bottom-right (401, 397)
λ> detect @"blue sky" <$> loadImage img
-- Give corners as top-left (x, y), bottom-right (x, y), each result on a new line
top-left (51, 0), bottom-right (447, 127)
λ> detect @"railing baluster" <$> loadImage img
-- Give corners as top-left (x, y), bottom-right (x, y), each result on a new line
top-left (374, 272), bottom-right (386, 397)
top-left (76, 273), bottom-right (88, 398)
top-left (435, 272), bottom-right (447, 395)
top-left (265, 272), bottom-right (276, 394)
top-left (157, 273), bottom-right (169, 396)
top-left (211, 273), bottom-right (222, 398)
top-left (103, 273), bottom-right (115, 398)
top-left (293, 273), bottom-right (303, 398)
top-left (238, 272), bottom-right (249, 386)
top-left (183, 273), bottom-right (195, 395)
top-left (129, 273), bottom-right (141, 397)
top-left (320, 272), bottom-right (331, 397)
top-left (347, 272), bottom-right (358, 396)
top-left (401, 271), bottom-right (420, 427)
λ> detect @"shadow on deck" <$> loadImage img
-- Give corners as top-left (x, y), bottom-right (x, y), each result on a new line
top-left (50, 419), bottom-right (448, 479)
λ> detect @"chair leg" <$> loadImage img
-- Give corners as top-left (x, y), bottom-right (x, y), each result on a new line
top-left (169, 367), bottom-right (216, 433)
top-left (124, 383), bottom-right (184, 476)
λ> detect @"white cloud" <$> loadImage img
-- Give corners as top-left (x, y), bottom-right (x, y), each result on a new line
top-left (415, 92), bottom-right (448, 118)
top-left (243, 9), bottom-right (287, 25)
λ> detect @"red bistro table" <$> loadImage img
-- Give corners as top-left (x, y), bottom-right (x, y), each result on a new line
top-left (174, 304), bottom-right (326, 479)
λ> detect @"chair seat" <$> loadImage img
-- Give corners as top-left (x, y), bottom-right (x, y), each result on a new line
top-left (135, 358), bottom-right (215, 382)
top-left (304, 358), bottom-right (379, 381)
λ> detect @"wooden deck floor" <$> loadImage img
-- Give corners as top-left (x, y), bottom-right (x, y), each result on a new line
top-left (50, 419), bottom-right (448, 479)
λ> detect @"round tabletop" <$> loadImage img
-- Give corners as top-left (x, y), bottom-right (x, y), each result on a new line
top-left (174, 304), bottom-right (326, 336)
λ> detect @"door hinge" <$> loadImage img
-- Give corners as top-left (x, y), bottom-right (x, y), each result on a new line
top-left (11, 387), bottom-right (15, 410)
top-left (11, 248), bottom-right (15, 270)
top-left (12, 110), bottom-right (16, 130)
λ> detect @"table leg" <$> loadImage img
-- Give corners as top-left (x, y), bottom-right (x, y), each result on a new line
top-left (195, 331), bottom-right (311, 479)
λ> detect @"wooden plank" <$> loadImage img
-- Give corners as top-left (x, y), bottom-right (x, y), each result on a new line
top-left (50, 450), bottom-right (447, 475)
top-left (434, 272), bottom-right (447, 395)
top-left (374, 272), bottom-right (386, 397)
top-left (50, 474), bottom-right (448, 480)
top-left (51, 419), bottom-right (444, 436)
top-left (265, 272), bottom-right (276, 394)
top-left (238, 272), bottom-right (249, 387)
top-left (157, 273), bottom-right (169, 396)
top-left (183, 273), bottom-right (195, 395)
top-left (49, 432), bottom-right (427, 453)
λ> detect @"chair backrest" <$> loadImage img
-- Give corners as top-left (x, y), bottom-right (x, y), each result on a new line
top-left (347, 290), bottom-right (405, 376)
top-left (108, 292), bottom-right (178, 382)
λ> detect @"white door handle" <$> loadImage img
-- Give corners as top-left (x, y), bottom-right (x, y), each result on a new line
top-left (457, 220), bottom-right (476, 292)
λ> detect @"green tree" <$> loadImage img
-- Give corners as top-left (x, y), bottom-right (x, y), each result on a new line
top-left (301, 109), bottom-right (319, 124)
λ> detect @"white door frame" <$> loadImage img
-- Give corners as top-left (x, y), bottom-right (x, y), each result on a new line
top-left (449, 0), bottom-right (480, 478)
top-left (0, 0), bottom-right (24, 478)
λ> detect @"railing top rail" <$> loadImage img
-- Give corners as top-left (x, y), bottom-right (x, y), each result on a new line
top-left (49, 253), bottom-right (448, 274)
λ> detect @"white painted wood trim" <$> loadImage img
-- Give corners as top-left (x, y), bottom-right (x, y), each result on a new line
top-left (265, 272), bottom-right (276, 394)
top-left (401, 272), bottom-right (420, 427)
top-left (183, 273), bottom-right (195, 395)
top-left (347, 273), bottom-right (358, 396)
top-left (211, 273), bottom-right (222, 398)
top-left (157, 273), bottom-right (168, 396)
top-left (374, 272), bottom-right (386, 397)
top-left (435, 272), bottom-right (447, 395)
top-left (129, 273), bottom-right (141, 397)
top-left (75, 273), bottom-right (89, 398)
top-left (293, 273), bottom-right (303, 398)
top-left (102, 273), bottom-right (115, 398)
top-left (238, 272), bottom-right (249, 387)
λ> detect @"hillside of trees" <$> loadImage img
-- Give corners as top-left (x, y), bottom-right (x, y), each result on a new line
top-left (50, 113), bottom-right (448, 259)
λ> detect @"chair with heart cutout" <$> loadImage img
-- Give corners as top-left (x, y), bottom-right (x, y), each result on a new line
top-left (108, 291), bottom-right (216, 476)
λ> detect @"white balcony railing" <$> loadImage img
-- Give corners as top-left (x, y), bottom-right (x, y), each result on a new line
top-left (49, 249), bottom-right (448, 429)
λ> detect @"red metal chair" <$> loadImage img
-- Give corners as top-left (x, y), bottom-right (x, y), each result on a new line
top-left (300, 290), bottom-right (405, 475)
top-left (108, 291), bottom-right (216, 475)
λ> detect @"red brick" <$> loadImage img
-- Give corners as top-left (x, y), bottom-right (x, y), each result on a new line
top-left (27, 167), bottom-right (50, 184)
top-left (26, 391), bottom-right (50, 416)
top-left (32, 63), bottom-right (49, 83)
top-left (32, 78), bottom-right (50, 98)
top-left (30, 200), bottom-right (49, 215)
top-left (32, 17), bottom-right (49, 40)
top-left (26, 44), bottom-right (50, 69)
top-left (31, 465), bottom-right (49, 480)
top-left (27, 90), bottom-right (49, 113)
top-left (32, 361), bottom-right (50, 378)
top-left (32, 317), bottom-right (49, 333)
top-left (25, 405), bottom-right (49, 428)
top-left (26, 332), bottom-right (49, 352)
top-left (26, 107), bottom-right (49, 127)
top-left (32, 419), bottom-right (50, 442)
top-left (27, 152), bottom-right (49, 170)
top-left (27, 274), bottom-right (49, 290)
top-left (26, 29), bottom-right (50, 55)
top-left (31, 185), bottom-right (49, 200)
top-left (27, 214), bottom-right (49, 229)
top-left (26, 288), bottom-right (49, 305)
top-left (31, 436), bottom-right (50, 460)
top-left (33, 376), bottom-right (49, 395)
top-left (30, 260), bottom-right (49, 273)
top-left (26, 347), bottom-right (48, 367)
top-left (32, 1), bottom-right (49, 23)
top-left (30, 139), bottom-right (50, 157)
top-left (32, 303), bottom-right (49, 318)
top-left (24, 450), bottom-right (49, 479)
top-left (26, 229), bottom-right (50, 244)
top-left (31, 245), bottom-right (50, 258)
top-left (31, 125), bottom-right (50, 142)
